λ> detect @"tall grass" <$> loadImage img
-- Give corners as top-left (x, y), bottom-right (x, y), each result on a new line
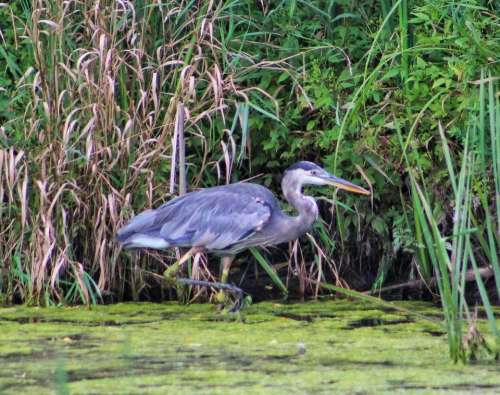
top-left (405, 77), bottom-right (499, 362)
top-left (0, 0), bottom-right (290, 304)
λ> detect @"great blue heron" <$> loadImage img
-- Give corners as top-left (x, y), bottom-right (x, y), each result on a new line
top-left (117, 161), bottom-right (369, 309)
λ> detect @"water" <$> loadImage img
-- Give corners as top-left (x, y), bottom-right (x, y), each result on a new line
top-left (1, 300), bottom-right (499, 394)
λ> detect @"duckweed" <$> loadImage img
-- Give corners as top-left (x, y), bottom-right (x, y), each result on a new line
top-left (1, 300), bottom-right (499, 394)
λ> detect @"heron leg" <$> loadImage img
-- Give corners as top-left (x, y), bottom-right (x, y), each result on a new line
top-left (220, 255), bottom-right (234, 284)
top-left (216, 255), bottom-right (235, 304)
top-left (164, 246), bottom-right (203, 285)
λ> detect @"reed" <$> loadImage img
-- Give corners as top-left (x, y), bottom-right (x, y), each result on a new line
top-left (0, 0), bottom-right (292, 304)
top-left (402, 77), bottom-right (499, 361)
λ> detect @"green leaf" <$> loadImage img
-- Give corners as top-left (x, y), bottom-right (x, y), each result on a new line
top-left (381, 68), bottom-right (400, 81)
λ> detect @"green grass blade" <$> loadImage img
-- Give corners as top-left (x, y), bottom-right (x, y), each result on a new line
top-left (318, 281), bottom-right (442, 325)
top-left (398, 0), bottom-right (409, 83)
top-left (250, 247), bottom-right (288, 296)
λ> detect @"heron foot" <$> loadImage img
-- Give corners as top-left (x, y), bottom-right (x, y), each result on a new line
top-left (164, 247), bottom-right (204, 286)
top-left (215, 290), bottom-right (230, 305)
top-left (163, 262), bottom-right (181, 286)
top-left (176, 278), bottom-right (246, 313)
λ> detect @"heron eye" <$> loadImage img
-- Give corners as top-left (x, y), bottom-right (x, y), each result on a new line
top-left (310, 170), bottom-right (318, 176)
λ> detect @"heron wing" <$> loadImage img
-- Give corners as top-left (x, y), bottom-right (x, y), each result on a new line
top-left (117, 183), bottom-right (275, 251)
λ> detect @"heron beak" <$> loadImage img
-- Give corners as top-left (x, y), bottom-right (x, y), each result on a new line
top-left (321, 174), bottom-right (370, 195)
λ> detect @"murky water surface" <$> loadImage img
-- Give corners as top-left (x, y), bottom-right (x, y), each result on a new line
top-left (1, 300), bottom-right (499, 394)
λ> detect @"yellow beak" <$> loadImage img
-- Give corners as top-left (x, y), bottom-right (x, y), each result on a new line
top-left (322, 175), bottom-right (370, 195)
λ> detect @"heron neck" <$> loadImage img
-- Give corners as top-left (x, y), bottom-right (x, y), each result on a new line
top-left (281, 173), bottom-right (319, 236)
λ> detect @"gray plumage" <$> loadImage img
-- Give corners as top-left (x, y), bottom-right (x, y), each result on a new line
top-left (117, 161), bottom-right (369, 255)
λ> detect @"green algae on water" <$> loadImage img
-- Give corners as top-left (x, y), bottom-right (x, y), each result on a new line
top-left (1, 300), bottom-right (499, 394)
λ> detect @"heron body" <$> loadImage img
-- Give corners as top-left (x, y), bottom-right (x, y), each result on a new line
top-left (117, 161), bottom-right (369, 305)
top-left (118, 182), bottom-right (279, 254)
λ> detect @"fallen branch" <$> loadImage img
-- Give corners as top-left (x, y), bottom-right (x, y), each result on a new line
top-left (365, 266), bottom-right (494, 295)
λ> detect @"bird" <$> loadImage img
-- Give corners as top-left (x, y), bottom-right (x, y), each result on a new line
top-left (117, 161), bottom-right (369, 309)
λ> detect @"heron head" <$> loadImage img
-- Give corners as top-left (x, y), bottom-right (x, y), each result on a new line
top-left (285, 161), bottom-right (370, 195)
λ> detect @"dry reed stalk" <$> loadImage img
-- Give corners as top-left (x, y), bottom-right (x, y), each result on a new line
top-left (2, 0), bottom-right (315, 304)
